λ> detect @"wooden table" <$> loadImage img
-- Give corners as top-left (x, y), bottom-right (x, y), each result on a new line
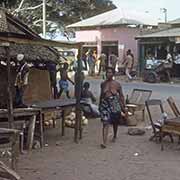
top-left (0, 108), bottom-right (43, 150)
top-left (31, 99), bottom-right (87, 142)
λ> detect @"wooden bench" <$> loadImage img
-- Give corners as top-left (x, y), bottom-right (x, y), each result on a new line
top-left (0, 108), bottom-right (42, 150)
top-left (0, 128), bottom-right (20, 170)
top-left (167, 96), bottom-right (180, 117)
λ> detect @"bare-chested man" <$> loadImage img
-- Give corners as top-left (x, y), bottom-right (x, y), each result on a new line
top-left (58, 63), bottom-right (74, 98)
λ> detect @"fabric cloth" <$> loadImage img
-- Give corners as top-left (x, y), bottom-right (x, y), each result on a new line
top-left (59, 80), bottom-right (69, 92)
top-left (87, 55), bottom-right (95, 75)
top-left (81, 98), bottom-right (100, 117)
top-left (15, 87), bottom-right (24, 106)
top-left (99, 95), bottom-right (121, 124)
top-left (14, 63), bottom-right (29, 87)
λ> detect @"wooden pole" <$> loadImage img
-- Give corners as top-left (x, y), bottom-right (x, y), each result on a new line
top-left (5, 45), bottom-right (14, 128)
top-left (74, 46), bottom-right (83, 143)
top-left (42, 0), bottom-right (46, 38)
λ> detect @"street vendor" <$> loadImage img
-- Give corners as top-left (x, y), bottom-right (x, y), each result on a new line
top-left (14, 54), bottom-right (29, 107)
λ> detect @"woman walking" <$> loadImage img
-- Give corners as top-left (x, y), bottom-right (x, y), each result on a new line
top-left (99, 67), bottom-right (126, 148)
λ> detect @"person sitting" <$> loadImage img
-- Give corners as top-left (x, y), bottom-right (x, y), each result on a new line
top-left (81, 82), bottom-right (96, 103)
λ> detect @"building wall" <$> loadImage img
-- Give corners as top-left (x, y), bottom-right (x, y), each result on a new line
top-left (75, 27), bottom-right (141, 65)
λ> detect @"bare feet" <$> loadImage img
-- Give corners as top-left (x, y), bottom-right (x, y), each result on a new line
top-left (111, 137), bottom-right (116, 143)
top-left (100, 144), bottom-right (106, 149)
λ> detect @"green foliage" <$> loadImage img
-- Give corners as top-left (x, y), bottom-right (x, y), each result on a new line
top-left (0, 0), bottom-right (116, 37)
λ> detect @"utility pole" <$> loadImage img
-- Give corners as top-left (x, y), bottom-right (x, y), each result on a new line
top-left (161, 8), bottom-right (167, 23)
top-left (43, 0), bottom-right (46, 38)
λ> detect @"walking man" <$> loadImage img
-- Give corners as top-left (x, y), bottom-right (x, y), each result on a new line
top-left (123, 49), bottom-right (134, 81)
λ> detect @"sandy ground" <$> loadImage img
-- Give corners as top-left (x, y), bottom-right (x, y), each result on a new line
top-left (14, 76), bottom-right (180, 180)
top-left (17, 107), bottom-right (180, 180)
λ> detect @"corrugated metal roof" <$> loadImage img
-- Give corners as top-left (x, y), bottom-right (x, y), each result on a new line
top-left (169, 18), bottom-right (180, 24)
top-left (136, 28), bottom-right (180, 39)
top-left (67, 8), bottom-right (158, 28)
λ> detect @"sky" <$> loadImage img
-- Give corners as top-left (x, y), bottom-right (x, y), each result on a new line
top-left (113, 0), bottom-right (180, 22)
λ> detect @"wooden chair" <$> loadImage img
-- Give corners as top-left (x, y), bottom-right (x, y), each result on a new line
top-left (126, 89), bottom-right (152, 121)
top-left (0, 128), bottom-right (20, 170)
top-left (0, 121), bottom-right (26, 153)
top-left (145, 99), bottom-right (173, 143)
top-left (167, 96), bottom-right (180, 117)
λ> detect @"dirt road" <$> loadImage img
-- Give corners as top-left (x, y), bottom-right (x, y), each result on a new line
top-left (18, 116), bottom-right (180, 180)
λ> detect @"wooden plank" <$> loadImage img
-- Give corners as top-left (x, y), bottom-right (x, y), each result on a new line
top-left (61, 109), bottom-right (65, 136)
top-left (5, 46), bottom-right (14, 129)
top-left (39, 111), bottom-right (44, 148)
top-left (0, 108), bottom-right (40, 119)
top-left (27, 115), bottom-right (36, 150)
top-left (11, 132), bottom-right (19, 170)
top-left (0, 161), bottom-right (20, 180)
top-left (74, 47), bottom-right (84, 142)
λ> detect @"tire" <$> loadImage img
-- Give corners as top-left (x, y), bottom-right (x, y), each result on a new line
top-left (143, 71), bottom-right (157, 83)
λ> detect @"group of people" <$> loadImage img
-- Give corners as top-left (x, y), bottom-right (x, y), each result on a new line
top-left (14, 52), bottom-right (129, 149)
top-left (83, 49), bottom-right (134, 81)
top-left (84, 49), bottom-right (119, 77)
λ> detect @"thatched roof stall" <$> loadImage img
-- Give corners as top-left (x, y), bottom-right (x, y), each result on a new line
top-left (0, 9), bottom-right (83, 142)
top-left (0, 9), bottom-right (60, 63)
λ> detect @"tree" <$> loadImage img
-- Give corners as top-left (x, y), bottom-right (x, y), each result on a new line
top-left (0, 0), bottom-right (116, 38)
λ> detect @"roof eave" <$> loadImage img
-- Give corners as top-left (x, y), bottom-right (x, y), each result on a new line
top-left (67, 23), bottom-right (157, 30)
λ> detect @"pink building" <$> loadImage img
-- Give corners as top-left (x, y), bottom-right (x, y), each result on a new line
top-left (67, 8), bottom-right (158, 65)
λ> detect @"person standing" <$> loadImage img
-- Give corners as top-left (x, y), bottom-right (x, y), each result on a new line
top-left (58, 63), bottom-right (74, 99)
top-left (108, 52), bottom-right (118, 71)
top-left (123, 49), bottom-right (134, 81)
top-left (46, 61), bottom-right (58, 99)
top-left (98, 53), bottom-right (107, 76)
top-left (165, 51), bottom-right (173, 82)
top-left (99, 67), bottom-right (126, 148)
top-left (87, 50), bottom-right (96, 76)
top-left (14, 54), bottom-right (29, 107)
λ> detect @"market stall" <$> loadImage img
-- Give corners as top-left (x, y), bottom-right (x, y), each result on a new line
top-left (0, 9), bottom-right (84, 149)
